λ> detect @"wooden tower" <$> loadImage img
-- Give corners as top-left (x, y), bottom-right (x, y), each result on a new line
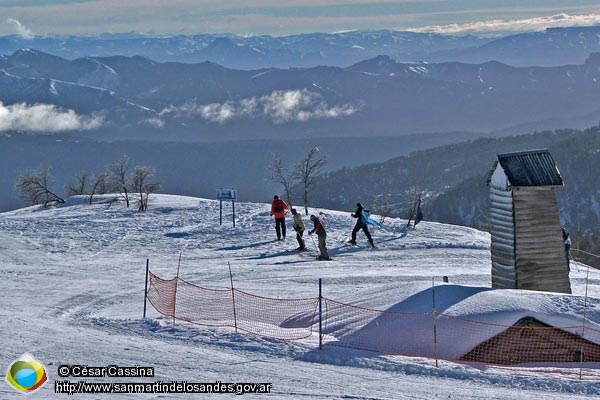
top-left (486, 149), bottom-right (571, 294)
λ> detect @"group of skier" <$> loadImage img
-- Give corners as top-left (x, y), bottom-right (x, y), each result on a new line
top-left (269, 195), bottom-right (375, 261)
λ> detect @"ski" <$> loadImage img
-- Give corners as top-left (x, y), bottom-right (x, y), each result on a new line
top-left (339, 242), bottom-right (377, 250)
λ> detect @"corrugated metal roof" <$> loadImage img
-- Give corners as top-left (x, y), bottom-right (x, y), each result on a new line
top-left (497, 149), bottom-right (564, 187)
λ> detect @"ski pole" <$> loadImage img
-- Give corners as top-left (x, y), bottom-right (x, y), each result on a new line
top-left (341, 212), bottom-right (353, 244)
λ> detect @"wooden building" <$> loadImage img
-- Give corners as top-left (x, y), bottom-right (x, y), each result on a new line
top-left (486, 149), bottom-right (571, 294)
top-left (460, 317), bottom-right (600, 365)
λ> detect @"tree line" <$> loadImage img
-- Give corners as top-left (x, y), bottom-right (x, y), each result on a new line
top-left (15, 155), bottom-right (160, 211)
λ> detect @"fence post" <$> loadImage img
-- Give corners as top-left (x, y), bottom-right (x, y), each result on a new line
top-left (319, 278), bottom-right (323, 350)
top-left (432, 277), bottom-right (439, 367)
top-left (229, 262), bottom-right (238, 333)
top-left (579, 266), bottom-right (591, 379)
top-left (143, 258), bottom-right (149, 319)
top-left (172, 253), bottom-right (182, 326)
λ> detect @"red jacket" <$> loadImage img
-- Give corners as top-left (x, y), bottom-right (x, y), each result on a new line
top-left (270, 198), bottom-right (288, 219)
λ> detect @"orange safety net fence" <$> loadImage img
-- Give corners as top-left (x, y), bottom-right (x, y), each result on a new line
top-left (321, 297), bottom-right (600, 364)
top-left (146, 271), bottom-right (318, 340)
top-left (146, 272), bottom-right (177, 317)
top-left (321, 298), bottom-right (436, 357)
top-left (146, 271), bottom-right (600, 370)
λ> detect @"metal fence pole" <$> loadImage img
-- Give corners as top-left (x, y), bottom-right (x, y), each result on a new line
top-left (579, 266), bottom-right (590, 379)
top-left (432, 277), bottom-right (439, 368)
top-left (229, 262), bottom-right (238, 333)
top-left (143, 259), bottom-right (149, 319)
top-left (172, 252), bottom-right (182, 325)
top-left (319, 278), bottom-right (323, 350)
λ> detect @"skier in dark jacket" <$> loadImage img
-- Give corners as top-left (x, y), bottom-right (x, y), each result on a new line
top-left (348, 202), bottom-right (374, 247)
top-left (309, 214), bottom-right (330, 260)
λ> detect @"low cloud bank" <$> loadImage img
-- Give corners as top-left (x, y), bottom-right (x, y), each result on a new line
top-left (0, 102), bottom-right (104, 132)
top-left (159, 89), bottom-right (357, 124)
top-left (408, 13), bottom-right (600, 36)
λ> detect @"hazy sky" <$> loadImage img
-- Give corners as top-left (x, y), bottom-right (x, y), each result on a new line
top-left (2, 1), bottom-right (600, 37)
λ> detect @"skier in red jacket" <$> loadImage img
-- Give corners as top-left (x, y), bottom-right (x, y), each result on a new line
top-left (270, 195), bottom-right (288, 241)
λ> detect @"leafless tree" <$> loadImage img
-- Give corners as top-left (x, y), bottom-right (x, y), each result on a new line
top-left (66, 171), bottom-right (110, 204)
top-left (15, 166), bottom-right (65, 207)
top-left (372, 193), bottom-right (393, 224)
top-left (66, 171), bottom-right (92, 196)
top-left (405, 186), bottom-right (424, 228)
top-left (132, 166), bottom-right (160, 211)
top-left (268, 154), bottom-right (297, 206)
top-left (293, 147), bottom-right (327, 215)
top-left (87, 173), bottom-right (110, 204)
top-left (107, 155), bottom-right (132, 208)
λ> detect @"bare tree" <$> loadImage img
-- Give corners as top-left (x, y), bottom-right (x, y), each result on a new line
top-left (107, 155), bottom-right (132, 208)
top-left (87, 173), bottom-right (110, 204)
top-left (66, 171), bottom-right (92, 196)
top-left (16, 166), bottom-right (65, 207)
top-left (372, 193), bottom-right (393, 224)
top-left (132, 166), bottom-right (160, 211)
top-left (268, 154), bottom-right (297, 206)
top-left (405, 186), bottom-right (424, 228)
top-left (293, 147), bottom-right (327, 215)
top-left (66, 171), bottom-right (110, 204)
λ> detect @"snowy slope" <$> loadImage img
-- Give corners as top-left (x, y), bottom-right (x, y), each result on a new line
top-left (1, 194), bottom-right (599, 399)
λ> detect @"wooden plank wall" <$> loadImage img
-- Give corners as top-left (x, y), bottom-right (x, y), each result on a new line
top-left (513, 187), bottom-right (571, 294)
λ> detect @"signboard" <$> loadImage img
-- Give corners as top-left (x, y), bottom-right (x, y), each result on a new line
top-left (216, 188), bottom-right (236, 227)
top-left (216, 188), bottom-right (237, 201)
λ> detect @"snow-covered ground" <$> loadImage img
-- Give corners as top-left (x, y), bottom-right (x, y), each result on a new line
top-left (1, 194), bottom-right (600, 399)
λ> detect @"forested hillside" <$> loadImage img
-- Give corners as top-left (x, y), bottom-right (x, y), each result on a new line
top-left (311, 126), bottom-right (600, 265)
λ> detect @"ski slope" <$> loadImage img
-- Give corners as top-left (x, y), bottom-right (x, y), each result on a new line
top-left (1, 194), bottom-right (599, 399)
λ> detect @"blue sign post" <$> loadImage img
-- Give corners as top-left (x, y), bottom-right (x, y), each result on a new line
top-left (216, 189), bottom-right (237, 227)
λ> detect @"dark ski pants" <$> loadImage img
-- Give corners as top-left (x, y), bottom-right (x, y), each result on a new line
top-left (296, 230), bottom-right (306, 249)
top-left (275, 217), bottom-right (286, 240)
top-left (351, 223), bottom-right (373, 244)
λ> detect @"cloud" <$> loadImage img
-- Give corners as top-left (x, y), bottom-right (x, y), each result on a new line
top-left (0, 102), bottom-right (104, 133)
top-left (6, 18), bottom-right (35, 39)
top-left (143, 116), bottom-right (165, 128)
top-left (199, 103), bottom-right (239, 124)
top-left (406, 13), bottom-right (600, 37)
top-left (160, 89), bottom-right (357, 124)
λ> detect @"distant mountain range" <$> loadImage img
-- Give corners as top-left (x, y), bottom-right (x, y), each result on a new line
top-left (2, 27), bottom-right (600, 68)
top-left (3, 48), bottom-right (600, 141)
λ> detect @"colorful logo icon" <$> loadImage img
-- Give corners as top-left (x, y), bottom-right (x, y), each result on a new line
top-left (5, 353), bottom-right (48, 394)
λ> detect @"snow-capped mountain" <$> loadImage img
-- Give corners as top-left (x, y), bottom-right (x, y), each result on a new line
top-left (2, 27), bottom-right (600, 68)
top-left (0, 30), bottom-right (488, 69)
top-left (3, 49), bottom-right (600, 141)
